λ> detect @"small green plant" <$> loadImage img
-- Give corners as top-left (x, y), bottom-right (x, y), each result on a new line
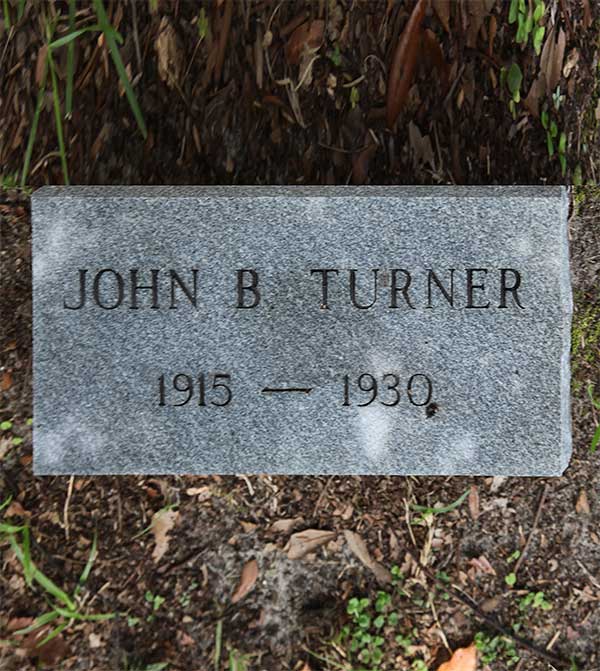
top-left (509, 0), bottom-right (545, 54)
top-left (145, 590), bottom-right (166, 621)
top-left (1, 420), bottom-right (24, 447)
top-left (411, 660), bottom-right (428, 671)
top-left (350, 86), bottom-right (360, 109)
top-left (0, 501), bottom-right (114, 648)
top-left (541, 102), bottom-right (567, 175)
top-left (587, 383), bottom-right (600, 453)
top-left (327, 43), bottom-right (342, 67)
top-left (228, 648), bottom-right (252, 671)
top-left (518, 590), bottom-right (552, 611)
top-left (474, 631), bottom-right (520, 667)
top-left (504, 62), bottom-right (523, 118)
top-left (505, 572), bottom-right (517, 587)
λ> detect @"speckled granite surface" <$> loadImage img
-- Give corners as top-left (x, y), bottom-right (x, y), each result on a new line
top-left (32, 186), bottom-right (571, 475)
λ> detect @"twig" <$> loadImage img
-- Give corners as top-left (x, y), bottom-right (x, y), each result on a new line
top-left (514, 483), bottom-right (550, 575)
top-left (63, 475), bottom-right (75, 541)
top-left (129, 0), bottom-right (142, 74)
top-left (312, 475), bottom-right (334, 518)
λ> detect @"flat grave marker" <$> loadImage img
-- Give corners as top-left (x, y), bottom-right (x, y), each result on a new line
top-left (32, 186), bottom-right (571, 475)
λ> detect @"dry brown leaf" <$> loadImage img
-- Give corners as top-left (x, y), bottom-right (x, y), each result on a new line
top-left (437, 643), bottom-right (477, 671)
top-left (231, 558), bottom-right (259, 603)
top-left (286, 528), bottom-right (336, 560)
top-left (151, 508), bottom-right (179, 563)
top-left (465, 0), bottom-right (495, 48)
top-left (576, 489), bottom-right (590, 515)
top-left (432, 0), bottom-right (450, 32)
top-left (540, 26), bottom-right (566, 93)
top-left (285, 20), bottom-right (325, 66)
top-left (344, 530), bottom-right (392, 585)
top-left (1, 370), bottom-right (12, 391)
top-left (269, 517), bottom-right (303, 534)
top-left (155, 16), bottom-right (183, 89)
top-left (386, 0), bottom-right (427, 128)
top-left (22, 626), bottom-right (69, 667)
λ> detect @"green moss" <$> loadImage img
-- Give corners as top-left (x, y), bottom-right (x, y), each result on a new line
top-left (572, 298), bottom-right (600, 386)
top-left (573, 185), bottom-right (600, 217)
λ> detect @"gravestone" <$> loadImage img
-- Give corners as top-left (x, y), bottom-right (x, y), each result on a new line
top-left (32, 186), bottom-right (571, 475)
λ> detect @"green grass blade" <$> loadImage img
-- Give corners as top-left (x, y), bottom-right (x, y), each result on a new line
top-left (47, 48), bottom-right (69, 184)
top-left (54, 606), bottom-right (115, 622)
top-left (21, 56), bottom-right (49, 188)
top-left (33, 567), bottom-right (76, 610)
top-left (2, 0), bottom-right (11, 29)
top-left (411, 488), bottom-right (470, 515)
top-left (65, 0), bottom-right (76, 116)
top-left (591, 425), bottom-right (600, 453)
top-left (214, 619), bottom-right (223, 671)
top-left (0, 522), bottom-right (24, 533)
top-left (22, 526), bottom-right (33, 585)
top-left (35, 621), bottom-right (69, 648)
top-left (92, 0), bottom-right (147, 138)
top-left (17, 0), bottom-right (25, 20)
top-left (50, 25), bottom-right (102, 50)
top-left (14, 610), bottom-right (60, 635)
top-left (78, 531), bottom-right (98, 587)
top-left (0, 494), bottom-right (13, 513)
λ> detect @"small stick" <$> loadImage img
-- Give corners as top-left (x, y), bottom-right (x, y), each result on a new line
top-left (514, 483), bottom-right (549, 575)
top-left (63, 475), bottom-right (75, 541)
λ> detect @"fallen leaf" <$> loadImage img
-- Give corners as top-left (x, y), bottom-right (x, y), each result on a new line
top-left (151, 508), bottom-right (179, 563)
top-left (576, 489), bottom-right (590, 515)
top-left (540, 26), bottom-right (566, 93)
top-left (563, 48), bottom-right (579, 78)
top-left (285, 20), bottom-right (325, 66)
top-left (469, 555), bottom-right (496, 576)
top-left (155, 16), bottom-right (183, 89)
top-left (432, 0), bottom-right (450, 32)
top-left (437, 643), bottom-right (477, 671)
top-left (231, 558), bottom-right (259, 603)
top-left (286, 528), bottom-right (336, 560)
top-left (465, 0), bottom-right (495, 48)
top-left (386, 0), bottom-right (427, 128)
top-left (1, 370), bottom-right (12, 391)
top-left (240, 521), bottom-right (257, 533)
top-left (344, 530), bottom-right (392, 584)
top-left (5, 500), bottom-right (29, 517)
top-left (185, 485), bottom-right (211, 501)
top-left (268, 517), bottom-right (303, 534)
top-left (22, 626), bottom-right (69, 667)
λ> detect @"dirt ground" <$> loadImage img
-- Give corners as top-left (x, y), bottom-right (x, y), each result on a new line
top-left (2, 1), bottom-right (600, 670)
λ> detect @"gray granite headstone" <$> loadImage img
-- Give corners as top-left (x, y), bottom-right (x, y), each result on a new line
top-left (32, 186), bottom-right (571, 475)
